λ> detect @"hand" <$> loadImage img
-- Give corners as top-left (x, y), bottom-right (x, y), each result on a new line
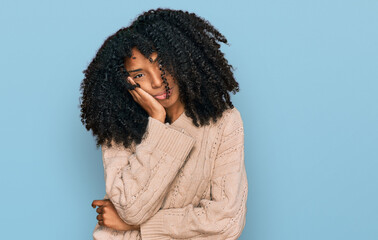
top-left (92, 199), bottom-right (140, 231)
top-left (127, 77), bottom-right (166, 123)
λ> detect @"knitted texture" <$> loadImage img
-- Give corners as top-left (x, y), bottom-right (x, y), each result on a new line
top-left (93, 107), bottom-right (248, 240)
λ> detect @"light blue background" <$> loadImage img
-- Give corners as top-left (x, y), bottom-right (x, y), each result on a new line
top-left (1, 0), bottom-right (377, 239)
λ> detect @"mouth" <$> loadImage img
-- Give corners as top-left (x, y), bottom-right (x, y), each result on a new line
top-left (154, 87), bottom-right (173, 99)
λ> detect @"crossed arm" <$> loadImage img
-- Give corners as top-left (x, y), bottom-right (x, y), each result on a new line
top-left (94, 109), bottom-right (247, 239)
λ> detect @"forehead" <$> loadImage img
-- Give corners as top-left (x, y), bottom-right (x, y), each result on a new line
top-left (124, 47), bottom-right (158, 69)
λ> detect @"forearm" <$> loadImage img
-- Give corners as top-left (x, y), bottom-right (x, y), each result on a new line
top-left (138, 108), bottom-right (248, 239)
top-left (140, 171), bottom-right (248, 239)
top-left (103, 116), bottom-right (196, 225)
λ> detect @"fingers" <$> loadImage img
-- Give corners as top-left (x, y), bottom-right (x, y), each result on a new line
top-left (93, 201), bottom-right (105, 226)
top-left (92, 199), bottom-right (112, 227)
top-left (91, 199), bottom-right (109, 208)
top-left (96, 213), bottom-right (104, 221)
top-left (127, 77), bottom-right (139, 92)
top-left (127, 78), bottom-right (150, 107)
top-left (127, 77), bottom-right (140, 101)
top-left (127, 77), bottom-right (157, 102)
top-left (127, 77), bottom-right (140, 89)
top-left (128, 77), bottom-right (149, 97)
top-left (96, 206), bottom-right (104, 214)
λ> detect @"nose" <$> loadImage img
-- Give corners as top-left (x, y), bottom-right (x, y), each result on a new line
top-left (150, 71), bottom-right (163, 89)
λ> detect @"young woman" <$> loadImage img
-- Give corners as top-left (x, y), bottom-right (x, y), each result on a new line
top-left (80, 8), bottom-right (248, 239)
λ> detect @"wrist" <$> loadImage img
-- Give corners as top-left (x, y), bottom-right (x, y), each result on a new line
top-left (151, 115), bottom-right (166, 123)
top-left (132, 225), bottom-right (140, 231)
top-left (120, 221), bottom-right (140, 231)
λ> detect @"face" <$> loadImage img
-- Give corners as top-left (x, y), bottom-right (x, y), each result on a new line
top-left (124, 47), bottom-right (183, 111)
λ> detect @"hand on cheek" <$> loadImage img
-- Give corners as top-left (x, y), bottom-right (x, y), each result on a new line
top-left (127, 77), bottom-right (166, 123)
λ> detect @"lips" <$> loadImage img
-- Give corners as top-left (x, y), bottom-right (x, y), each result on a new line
top-left (154, 87), bottom-right (173, 99)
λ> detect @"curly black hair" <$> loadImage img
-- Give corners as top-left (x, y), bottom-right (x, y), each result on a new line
top-left (80, 8), bottom-right (240, 149)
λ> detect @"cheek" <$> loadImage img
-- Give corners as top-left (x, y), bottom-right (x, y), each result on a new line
top-left (134, 81), bottom-right (148, 90)
top-left (168, 79), bottom-right (178, 91)
top-left (172, 87), bottom-right (180, 99)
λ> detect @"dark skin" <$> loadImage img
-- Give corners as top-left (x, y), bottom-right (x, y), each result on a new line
top-left (91, 199), bottom-right (140, 231)
top-left (125, 47), bottom-right (185, 123)
top-left (92, 48), bottom-right (185, 230)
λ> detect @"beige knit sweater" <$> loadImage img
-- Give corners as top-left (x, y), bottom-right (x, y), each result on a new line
top-left (92, 107), bottom-right (248, 240)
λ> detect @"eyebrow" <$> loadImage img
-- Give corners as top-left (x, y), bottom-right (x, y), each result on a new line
top-left (128, 68), bottom-right (142, 73)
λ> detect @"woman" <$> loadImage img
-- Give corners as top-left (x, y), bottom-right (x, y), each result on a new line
top-left (80, 8), bottom-right (248, 239)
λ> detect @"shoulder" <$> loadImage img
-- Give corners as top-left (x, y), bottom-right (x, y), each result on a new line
top-left (225, 107), bottom-right (243, 124)
top-left (207, 107), bottom-right (244, 139)
top-left (223, 107), bottom-right (243, 135)
top-left (214, 107), bottom-right (243, 130)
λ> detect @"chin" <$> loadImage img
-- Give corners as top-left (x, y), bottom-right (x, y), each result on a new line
top-left (158, 95), bottom-right (179, 108)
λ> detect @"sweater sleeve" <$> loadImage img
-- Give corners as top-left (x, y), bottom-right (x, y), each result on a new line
top-left (102, 116), bottom-right (196, 226)
top-left (139, 109), bottom-right (248, 240)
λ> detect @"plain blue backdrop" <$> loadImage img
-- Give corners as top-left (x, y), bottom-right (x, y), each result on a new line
top-left (1, 0), bottom-right (377, 239)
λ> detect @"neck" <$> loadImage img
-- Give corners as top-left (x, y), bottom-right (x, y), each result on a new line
top-left (165, 102), bottom-right (185, 124)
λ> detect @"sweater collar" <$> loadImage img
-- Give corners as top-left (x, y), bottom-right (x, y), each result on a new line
top-left (170, 110), bottom-right (192, 126)
top-left (167, 110), bottom-right (200, 136)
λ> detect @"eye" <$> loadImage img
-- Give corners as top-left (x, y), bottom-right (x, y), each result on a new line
top-left (133, 73), bottom-right (144, 79)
